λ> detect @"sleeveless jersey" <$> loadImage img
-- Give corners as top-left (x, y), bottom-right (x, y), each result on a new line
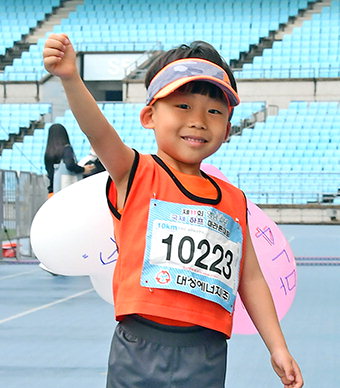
top-left (106, 152), bottom-right (248, 337)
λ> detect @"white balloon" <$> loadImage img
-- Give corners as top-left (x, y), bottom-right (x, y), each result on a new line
top-left (30, 172), bottom-right (117, 286)
top-left (89, 266), bottom-right (114, 304)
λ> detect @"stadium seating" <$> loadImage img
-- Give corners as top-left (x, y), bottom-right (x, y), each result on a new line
top-left (0, 0), bottom-right (62, 59)
top-left (234, 0), bottom-right (340, 79)
top-left (0, 0), bottom-right (339, 205)
top-left (3, 99), bottom-right (339, 205)
top-left (0, 103), bottom-right (51, 142)
top-left (1, 0), bottom-right (339, 82)
top-left (205, 101), bottom-right (340, 204)
top-left (1, 0), bottom-right (320, 81)
top-left (1, 101), bottom-right (263, 175)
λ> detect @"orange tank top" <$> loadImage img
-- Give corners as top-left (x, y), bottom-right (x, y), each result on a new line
top-left (106, 152), bottom-right (247, 337)
top-left (141, 165), bottom-right (220, 326)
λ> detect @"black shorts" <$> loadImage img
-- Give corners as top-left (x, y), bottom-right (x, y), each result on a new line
top-left (106, 315), bottom-right (228, 388)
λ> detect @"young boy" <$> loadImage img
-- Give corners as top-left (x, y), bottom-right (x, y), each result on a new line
top-left (43, 34), bottom-right (303, 388)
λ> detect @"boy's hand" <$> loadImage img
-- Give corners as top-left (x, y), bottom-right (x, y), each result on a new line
top-left (271, 349), bottom-right (304, 387)
top-left (43, 34), bottom-right (77, 80)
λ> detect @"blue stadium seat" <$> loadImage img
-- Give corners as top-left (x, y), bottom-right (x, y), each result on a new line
top-left (3, 0), bottom-right (333, 81)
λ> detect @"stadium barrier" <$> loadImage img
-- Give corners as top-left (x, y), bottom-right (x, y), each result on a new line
top-left (0, 169), bottom-right (46, 260)
top-left (237, 171), bottom-right (340, 205)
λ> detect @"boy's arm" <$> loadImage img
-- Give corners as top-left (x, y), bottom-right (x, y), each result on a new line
top-left (43, 34), bottom-right (135, 198)
top-left (238, 225), bottom-right (303, 388)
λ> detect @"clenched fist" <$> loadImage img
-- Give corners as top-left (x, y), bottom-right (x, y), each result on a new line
top-left (43, 33), bottom-right (78, 80)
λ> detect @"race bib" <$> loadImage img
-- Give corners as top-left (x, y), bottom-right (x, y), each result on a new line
top-left (141, 199), bottom-right (243, 313)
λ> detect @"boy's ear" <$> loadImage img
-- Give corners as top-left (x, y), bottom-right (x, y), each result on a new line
top-left (140, 106), bottom-right (155, 129)
top-left (224, 122), bottom-right (231, 142)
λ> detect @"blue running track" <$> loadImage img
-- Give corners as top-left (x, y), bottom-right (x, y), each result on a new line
top-left (1, 253), bottom-right (339, 387)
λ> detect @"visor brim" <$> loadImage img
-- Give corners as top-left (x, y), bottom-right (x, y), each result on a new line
top-left (149, 75), bottom-right (240, 107)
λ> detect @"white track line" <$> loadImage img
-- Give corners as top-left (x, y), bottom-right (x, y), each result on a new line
top-left (0, 269), bottom-right (39, 280)
top-left (0, 288), bottom-right (94, 325)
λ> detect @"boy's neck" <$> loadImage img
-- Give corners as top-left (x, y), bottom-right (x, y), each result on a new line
top-left (156, 152), bottom-right (203, 177)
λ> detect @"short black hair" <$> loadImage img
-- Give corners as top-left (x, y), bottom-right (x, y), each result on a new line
top-left (145, 41), bottom-right (237, 119)
top-left (176, 81), bottom-right (227, 104)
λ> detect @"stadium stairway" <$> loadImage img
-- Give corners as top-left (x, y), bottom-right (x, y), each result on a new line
top-left (0, 0), bottom-right (63, 73)
top-left (25, 0), bottom-right (84, 45)
top-left (0, 103), bottom-right (51, 154)
top-left (231, 0), bottom-right (332, 70)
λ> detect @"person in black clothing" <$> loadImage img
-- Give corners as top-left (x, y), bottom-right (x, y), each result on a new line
top-left (44, 123), bottom-right (93, 195)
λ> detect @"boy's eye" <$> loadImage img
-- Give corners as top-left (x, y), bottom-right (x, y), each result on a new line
top-left (208, 108), bottom-right (222, 115)
top-left (176, 104), bottom-right (190, 110)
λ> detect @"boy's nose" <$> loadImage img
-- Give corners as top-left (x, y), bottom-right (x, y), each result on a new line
top-left (188, 112), bottom-right (207, 130)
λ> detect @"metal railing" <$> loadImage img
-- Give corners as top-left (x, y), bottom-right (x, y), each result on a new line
top-left (237, 172), bottom-right (340, 204)
top-left (0, 170), bottom-right (47, 259)
top-left (0, 168), bottom-right (339, 260)
top-left (233, 65), bottom-right (340, 80)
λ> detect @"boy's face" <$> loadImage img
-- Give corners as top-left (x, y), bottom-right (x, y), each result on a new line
top-left (141, 90), bottom-right (230, 175)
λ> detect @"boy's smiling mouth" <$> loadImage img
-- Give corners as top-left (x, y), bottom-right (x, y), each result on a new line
top-left (181, 136), bottom-right (208, 144)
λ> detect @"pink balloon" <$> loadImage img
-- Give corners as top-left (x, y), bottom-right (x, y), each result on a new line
top-left (201, 164), bottom-right (297, 335)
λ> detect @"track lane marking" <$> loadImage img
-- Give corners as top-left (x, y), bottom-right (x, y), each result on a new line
top-left (0, 269), bottom-right (39, 280)
top-left (0, 288), bottom-right (94, 324)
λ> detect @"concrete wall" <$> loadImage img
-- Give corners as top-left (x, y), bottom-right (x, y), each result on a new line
top-left (261, 204), bottom-right (340, 225)
top-left (238, 78), bottom-right (340, 109)
top-left (123, 80), bottom-right (146, 103)
top-left (2, 60), bottom-right (339, 115)
top-left (123, 78), bottom-right (340, 110)
top-left (0, 83), bottom-right (40, 104)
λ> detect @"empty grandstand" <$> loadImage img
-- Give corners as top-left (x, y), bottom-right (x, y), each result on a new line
top-left (0, 0), bottom-right (339, 254)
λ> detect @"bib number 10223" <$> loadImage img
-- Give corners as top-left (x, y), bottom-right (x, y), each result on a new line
top-left (161, 234), bottom-right (233, 280)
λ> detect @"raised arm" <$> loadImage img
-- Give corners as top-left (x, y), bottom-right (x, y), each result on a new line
top-left (43, 34), bottom-right (135, 196)
top-left (238, 225), bottom-right (303, 388)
